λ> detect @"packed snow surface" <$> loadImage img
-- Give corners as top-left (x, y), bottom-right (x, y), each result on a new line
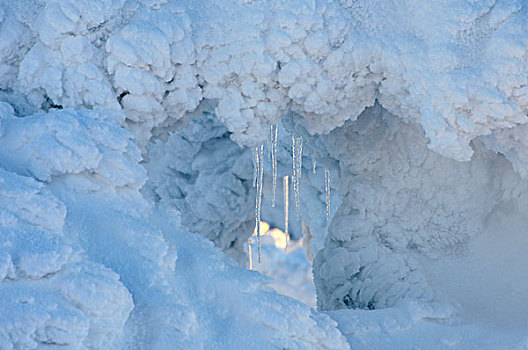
top-left (1, 0), bottom-right (528, 348)
top-left (0, 105), bottom-right (348, 349)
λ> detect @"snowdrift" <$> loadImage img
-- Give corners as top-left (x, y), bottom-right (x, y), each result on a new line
top-left (1, 0), bottom-right (528, 348)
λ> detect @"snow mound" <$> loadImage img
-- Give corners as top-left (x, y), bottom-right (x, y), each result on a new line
top-left (152, 208), bottom-right (349, 349)
top-left (329, 299), bottom-right (528, 349)
top-left (0, 103), bottom-right (145, 191)
top-left (0, 101), bottom-right (348, 348)
top-left (0, 166), bottom-right (133, 349)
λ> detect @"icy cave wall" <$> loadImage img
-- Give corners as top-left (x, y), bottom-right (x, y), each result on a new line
top-left (312, 104), bottom-right (528, 310)
top-left (1, 0), bottom-right (528, 319)
top-left (144, 108), bottom-right (256, 263)
top-left (144, 108), bottom-right (338, 263)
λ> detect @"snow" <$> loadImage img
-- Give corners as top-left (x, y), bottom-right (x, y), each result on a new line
top-left (251, 230), bottom-right (317, 308)
top-left (326, 300), bottom-right (528, 350)
top-left (0, 103), bottom-right (348, 348)
top-left (422, 209), bottom-right (528, 330)
top-left (187, 0), bottom-right (528, 167)
top-left (6, 0), bottom-right (528, 161)
top-left (145, 109), bottom-right (256, 263)
top-left (1, 0), bottom-right (528, 348)
top-left (313, 103), bottom-right (528, 310)
top-left (0, 168), bottom-right (133, 349)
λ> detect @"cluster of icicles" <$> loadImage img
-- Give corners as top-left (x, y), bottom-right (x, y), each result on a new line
top-left (249, 125), bottom-right (331, 267)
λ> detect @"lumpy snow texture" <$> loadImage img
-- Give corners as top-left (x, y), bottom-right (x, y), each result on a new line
top-left (2, 0), bottom-right (528, 347)
top-left (2, 0), bottom-right (526, 164)
top-left (0, 171), bottom-right (133, 349)
top-left (145, 110), bottom-right (313, 263)
top-left (145, 109), bottom-right (255, 263)
top-left (313, 104), bottom-right (528, 310)
top-left (191, 0), bottom-right (528, 164)
top-left (0, 102), bottom-right (348, 348)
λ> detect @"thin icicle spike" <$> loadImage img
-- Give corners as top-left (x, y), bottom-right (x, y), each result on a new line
top-left (271, 124), bottom-right (278, 207)
top-left (291, 134), bottom-right (298, 216)
top-left (267, 125), bottom-right (273, 162)
top-left (283, 175), bottom-right (289, 252)
top-left (254, 148), bottom-right (260, 236)
top-left (294, 136), bottom-right (303, 217)
top-left (325, 168), bottom-right (331, 225)
top-left (254, 145), bottom-right (263, 262)
top-left (312, 158), bottom-right (317, 174)
top-left (253, 147), bottom-right (258, 188)
top-left (256, 144), bottom-right (264, 263)
top-left (296, 136), bottom-right (303, 180)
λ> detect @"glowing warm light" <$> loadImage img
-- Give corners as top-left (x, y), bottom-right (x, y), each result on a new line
top-left (248, 221), bottom-right (305, 268)
top-left (251, 221), bottom-right (295, 250)
top-left (268, 229), bottom-right (287, 250)
top-left (252, 221), bottom-right (270, 236)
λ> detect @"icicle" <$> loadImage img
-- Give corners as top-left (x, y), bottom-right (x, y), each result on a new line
top-left (312, 158), bottom-right (317, 174)
top-left (296, 136), bottom-right (303, 180)
top-left (325, 168), bottom-right (331, 225)
top-left (291, 134), bottom-right (297, 216)
top-left (283, 175), bottom-right (289, 252)
top-left (271, 124), bottom-right (278, 207)
top-left (253, 147), bottom-right (258, 188)
top-left (293, 136), bottom-right (303, 217)
top-left (254, 149), bottom-right (260, 234)
top-left (255, 144), bottom-right (264, 263)
top-left (267, 125), bottom-right (273, 161)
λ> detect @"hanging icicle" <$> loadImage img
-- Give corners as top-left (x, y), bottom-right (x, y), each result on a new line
top-left (253, 147), bottom-right (258, 188)
top-left (294, 136), bottom-right (303, 217)
top-left (291, 134), bottom-right (297, 216)
top-left (312, 158), bottom-right (317, 174)
top-left (254, 144), bottom-right (264, 262)
top-left (271, 124), bottom-right (278, 207)
top-left (283, 175), bottom-right (289, 252)
top-left (254, 147), bottom-right (260, 235)
top-left (325, 168), bottom-right (331, 225)
top-left (267, 125), bottom-right (273, 162)
top-left (296, 136), bottom-right (303, 180)
top-left (248, 237), bottom-right (253, 270)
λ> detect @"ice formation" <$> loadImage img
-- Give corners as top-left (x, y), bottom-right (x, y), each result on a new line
top-left (323, 169), bottom-right (330, 225)
top-left (255, 144), bottom-right (264, 261)
top-left (1, 0), bottom-right (528, 347)
top-left (146, 110), bottom-right (256, 263)
top-left (270, 124), bottom-right (278, 207)
top-left (283, 175), bottom-right (289, 243)
top-left (291, 134), bottom-right (304, 217)
top-left (313, 104), bottom-right (528, 310)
